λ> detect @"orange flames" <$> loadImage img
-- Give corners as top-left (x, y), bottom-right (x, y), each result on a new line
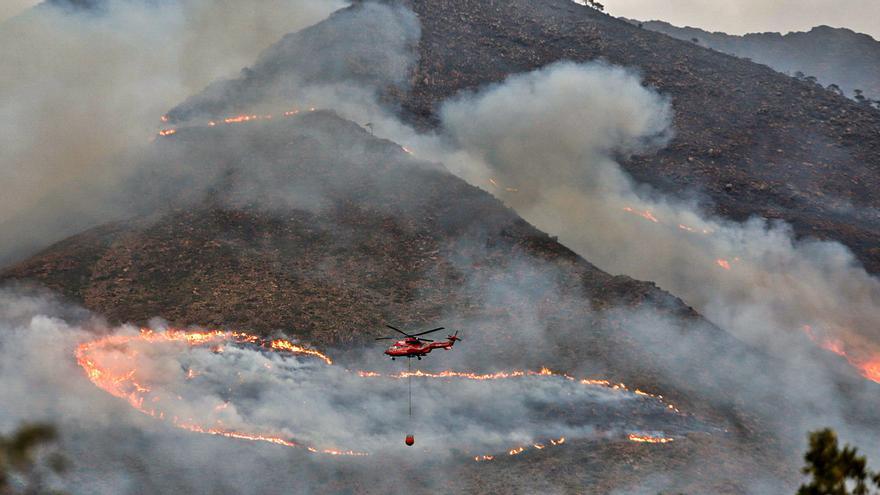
top-left (628, 433), bottom-right (674, 444)
top-left (622, 206), bottom-right (659, 223)
top-left (357, 367), bottom-right (680, 413)
top-left (158, 108), bottom-right (308, 137)
top-left (802, 325), bottom-right (880, 384)
top-left (473, 437), bottom-right (565, 462)
top-left (75, 328), bottom-right (364, 456)
top-left (715, 259), bottom-right (731, 270)
top-left (77, 329), bottom-right (681, 459)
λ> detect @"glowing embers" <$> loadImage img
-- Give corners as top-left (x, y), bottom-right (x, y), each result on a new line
top-left (621, 205), bottom-right (713, 235)
top-left (487, 177), bottom-right (519, 193)
top-left (473, 437), bottom-right (564, 462)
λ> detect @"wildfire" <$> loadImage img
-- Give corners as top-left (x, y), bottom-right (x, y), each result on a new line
top-left (716, 259), bottom-right (732, 270)
top-left (157, 107), bottom-right (308, 138)
top-left (622, 206), bottom-right (659, 223)
top-left (802, 325), bottom-right (880, 384)
top-left (77, 329), bottom-right (682, 459)
top-left (473, 437), bottom-right (565, 462)
top-left (356, 366), bottom-right (680, 413)
top-left (628, 433), bottom-right (674, 444)
top-left (74, 328), bottom-right (356, 456)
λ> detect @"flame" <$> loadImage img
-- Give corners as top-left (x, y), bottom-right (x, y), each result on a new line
top-left (802, 325), bottom-right (880, 384)
top-left (270, 339), bottom-right (333, 365)
top-left (78, 329), bottom-right (681, 459)
top-left (622, 206), bottom-right (659, 223)
top-left (716, 259), bottom-right (731, 270)
top-left (75, 328), bottom-right (356, 456)
top-left (628, 433), bottom-right (674, 444)
top-left (158, 129), bottom-right (176, 137)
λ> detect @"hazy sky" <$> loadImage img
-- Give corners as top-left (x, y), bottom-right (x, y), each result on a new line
top-left (607, 0), bottom-right (880, 39)
top-left (0, 0), bottom-right (39, 22)
top-left (2, 0), bottom-right (878, 39)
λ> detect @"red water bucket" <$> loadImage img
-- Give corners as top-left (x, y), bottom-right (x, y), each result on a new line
top-left (405, 434), bottom-right (415, 446)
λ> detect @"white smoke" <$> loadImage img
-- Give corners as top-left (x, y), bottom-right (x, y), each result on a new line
top-left (0, 0), bottom-right (346, 264)
top-left (0, 290), bottom-right (698, 493)
top-left (434, 60), bottom-right (880, 379)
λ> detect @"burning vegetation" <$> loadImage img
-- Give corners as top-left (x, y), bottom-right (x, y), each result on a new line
top-left (76, 328), bottom-right (686, 460)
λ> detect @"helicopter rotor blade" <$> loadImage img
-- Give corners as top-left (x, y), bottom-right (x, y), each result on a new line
top-left (417, 338), bottom-right (434, 342)
top-left (375, 337), bottom-right (395, 340)
top-left (386, 324), bottom-right (415, 338)
top-left (411, 327), bottom-right (445, 337)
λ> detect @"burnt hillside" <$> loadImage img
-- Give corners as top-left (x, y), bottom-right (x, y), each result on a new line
top-left (401, 0), bottom-right (880, 274)
top-left (168, 0), bottom-right (880, 274)
top-left (7, 110), bottom-right (879, 493)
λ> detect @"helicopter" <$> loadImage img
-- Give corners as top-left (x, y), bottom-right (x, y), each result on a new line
top-left (376, 325), bottom-right (461, 360)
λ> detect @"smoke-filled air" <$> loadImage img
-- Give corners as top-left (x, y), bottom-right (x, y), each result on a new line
top-left (2, 0), bottom-right (880, 493)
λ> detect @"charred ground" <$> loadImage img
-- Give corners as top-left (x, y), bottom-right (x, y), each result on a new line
top-left (169, 0), bottom-right (880, 274)
top-left (4, 0), bottom-right (880, 492)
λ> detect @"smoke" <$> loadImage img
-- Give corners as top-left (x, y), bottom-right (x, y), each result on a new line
top-left (435, 60), bottom-right (880, 380)
top-left (429, 60), bottom-right (880, 474)
top-left (3, 0), bottom-right (880, 491)
top-left (0, 0), bottom-right (345, 265)
top-left (0, 289), bottom-right (701, 493)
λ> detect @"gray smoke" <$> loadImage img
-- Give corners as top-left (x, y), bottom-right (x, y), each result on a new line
top-left (0, 289), bottom-right (701, 493)
top-left (3, 0), bottom-right (880, 492)
top-left (0, 0), bottom-right (345, 265)
top-left (435, 60), bottom-right (880, 376)
top-left (426, 60), bottom-right (880, 490)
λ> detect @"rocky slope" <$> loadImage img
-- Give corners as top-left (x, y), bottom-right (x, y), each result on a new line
top-left (168, 0), bottom-right (880, 275)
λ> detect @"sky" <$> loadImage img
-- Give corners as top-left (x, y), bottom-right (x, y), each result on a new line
top-left (2, 0), bottom-right (879, 40)
top-left (607, 0), bottom-right (880, 39)
top-left (0, 0), bottom-right (38, 22)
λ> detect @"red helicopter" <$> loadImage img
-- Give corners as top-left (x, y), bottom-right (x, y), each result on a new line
top-left (376, 325), bottom-right (461, 360)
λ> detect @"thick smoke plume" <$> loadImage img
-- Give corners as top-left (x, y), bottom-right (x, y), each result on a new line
top-left (0, 290), bottom-right (696, 493)
top-left (3, 0), bottom-right (880, 492)
top-left (437, 61), bottom-right (880, 382)
top-left (429, 61), bottom-right (880, 473)
top-left (0, 0), bottom-right (344, 265)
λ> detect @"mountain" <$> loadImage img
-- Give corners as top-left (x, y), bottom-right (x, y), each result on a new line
top-left (167, 0), bottom-right (880, 278)
top-left (635, 21), bottom-right (880, 101)
top-left (0, 110), bottom-right (780, 491)
top-left (5, 0), bottom-right (880, 492)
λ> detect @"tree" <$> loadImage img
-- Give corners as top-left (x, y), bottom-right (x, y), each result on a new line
top-left (827, 84), bottom-right (844, 96)
top-left (854, 89), bottom-right (868, 104)
top-left (798, 428), bottom-right (880, 495)
top-left (0, 423), bottom-right (66, 495)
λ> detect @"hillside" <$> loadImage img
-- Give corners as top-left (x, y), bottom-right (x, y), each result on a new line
top-left (4, 1), bottom-right (880, 492)
top-left (167, 0), bottom-right (880, 275)
top-left (636, 21), bottom-right (880, 101)
top-left (0, 110), bottom-right (773, 490)
top-left (0, 111), bottom-right (725, 397)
